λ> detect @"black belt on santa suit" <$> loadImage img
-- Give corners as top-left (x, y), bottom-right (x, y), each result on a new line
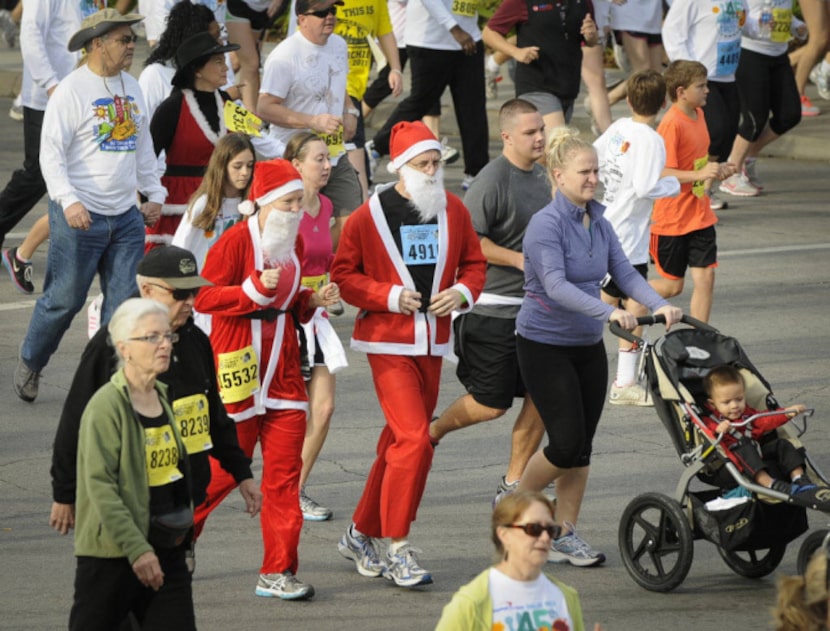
top-left (242, 308), bottom-right (286, 321)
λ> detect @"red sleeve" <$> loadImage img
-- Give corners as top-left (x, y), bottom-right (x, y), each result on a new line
top-left (330, 204), bottom-right (402, 313)
top-left (194, 224), bottom-right (279, 317)
top-left (487, 0), bottom-right (528, 36)
top-left (748, 407), bottom-right (792, 440)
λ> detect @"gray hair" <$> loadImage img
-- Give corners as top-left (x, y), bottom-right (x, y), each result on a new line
top-left (109, 298), bottom-right (170, 367)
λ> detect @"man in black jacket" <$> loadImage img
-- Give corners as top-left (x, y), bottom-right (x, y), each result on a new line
top-left (49, 246), bottom-right (261, 567)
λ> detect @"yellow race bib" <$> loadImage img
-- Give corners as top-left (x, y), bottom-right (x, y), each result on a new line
top-left (317, 126), bottom-right (345, 159)
top-left (692, 155), bottom-right (708, 199)
top-left (451, 0), bottom-right (477, 17)
top-left (771, 8), bottom-right (792, 43)
top-left (223, 100), bottom-right (263, 137)
top-left (144, 425), bottom-right (184, 487)
top-left (217, 345), bottom-right (260, 404)
top-left (173, 394), bottom-right (213, 455)
top-left (301, 273), bottom-right (327, 291)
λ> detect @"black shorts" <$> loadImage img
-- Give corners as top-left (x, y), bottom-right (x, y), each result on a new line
top-left (613, 30), bottom-right (663, 47)
top-left (454, 312), bottom-right (525, 410)
top-left (346, 95), bottom-right (366, 149)
top-left (226, 0), bottom-right (277, 31)
top-left (650, 226), bottom-right (718, 280)
top-left (602, 263), bottom-right (648, 300)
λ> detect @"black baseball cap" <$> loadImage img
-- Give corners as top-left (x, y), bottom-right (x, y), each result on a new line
top-left (295, 0), bottom-right (344, 16)
top-left (137, 246), bottom-right (213, 290)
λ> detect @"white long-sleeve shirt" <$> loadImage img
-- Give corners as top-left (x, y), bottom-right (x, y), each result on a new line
top-left (594, 117), bottom-right (680, 265)
top-left (40, 65), bottom-right (167, 214)
top-left (19, 0), bottom-right (85, 111)
top-left (662, 0), bottom-right (753, 82)
top-left (404, 0), bottom-right (480, 50)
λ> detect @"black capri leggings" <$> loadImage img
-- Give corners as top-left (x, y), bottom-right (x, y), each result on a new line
top-left (735, 48), bottom-right (801, 142)
top-left (702, 80), bottom-right (740, 161)
top-left (516, 335), bottom-right (608, 469)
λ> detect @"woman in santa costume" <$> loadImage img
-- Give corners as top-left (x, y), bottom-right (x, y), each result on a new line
top-left (331, 121), bottom-right (486, 588)
top-left (147, 32), bottom-right (240, 251)
top-left (193, 158), bottom-right (340, 601)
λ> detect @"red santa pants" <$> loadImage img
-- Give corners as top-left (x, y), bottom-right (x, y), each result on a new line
top-left (352, 353), bottom-right (442, 539)
top-left (193, 409), bottom-right (306, 575)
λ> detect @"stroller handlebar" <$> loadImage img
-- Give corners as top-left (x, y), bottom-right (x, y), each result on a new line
top-left (608, 314), bottom-right (717, 345)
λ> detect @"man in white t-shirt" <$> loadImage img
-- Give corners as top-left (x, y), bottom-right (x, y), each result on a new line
top-left (14, 9), bottom-right (167, 403)
top-left (258, 0), bottom-right (362, 247)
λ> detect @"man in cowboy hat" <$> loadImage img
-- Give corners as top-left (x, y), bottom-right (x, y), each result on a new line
top-left (14, 8), bottom-right (167, 403)
top-left (331, 121), bottom-right (485, 588)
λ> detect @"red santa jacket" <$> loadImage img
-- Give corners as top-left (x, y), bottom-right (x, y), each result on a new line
top-left (702, 404), bottom-right (793, 449)
top-left (194, 218), bottom-right (314, 421)
top-left (330, 183), bottom-right (486, 356)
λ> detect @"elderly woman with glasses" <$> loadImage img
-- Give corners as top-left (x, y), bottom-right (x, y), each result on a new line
top-left (436, 491), bottom-right (601, 631)
top-left (70, 298), bottom-right (195, 630)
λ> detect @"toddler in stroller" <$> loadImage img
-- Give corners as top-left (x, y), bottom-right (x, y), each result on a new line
top-left (702, 365), bottom-right (820, 506)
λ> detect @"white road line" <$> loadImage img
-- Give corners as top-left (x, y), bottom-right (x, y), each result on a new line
top-left (719, 243), bottom-right (830, 257)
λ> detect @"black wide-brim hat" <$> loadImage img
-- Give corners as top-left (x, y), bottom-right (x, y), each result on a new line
top-left (67, 8), bottom-right (144, 53)
top-left (171, 32), bottom-right (240, 87)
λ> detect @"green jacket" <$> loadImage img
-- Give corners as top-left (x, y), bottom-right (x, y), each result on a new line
top-left (434, 568), bottom-right (586, 631)
top-left (74, 369), bottom-right (187, 564)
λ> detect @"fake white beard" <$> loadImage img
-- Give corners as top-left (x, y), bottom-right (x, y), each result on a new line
top-left (399, 165), bottom-right (447, 222)
top-left (261, 208), bottom-right (301, 267)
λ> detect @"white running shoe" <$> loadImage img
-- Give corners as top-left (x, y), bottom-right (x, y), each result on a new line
top-left (608, 382), bottom-right (652, 407)
top-left (743, 158), bottom-right (763, 190)
top-left (492, 476), bottom-right (520, 507)
top-left (461, 174), bottom-right (475, 191)
top-left (338, 525), bottom-right (385, 577)
top-left (300, 488), bottom-right (333, 521)
top-left (383, 543), bottom-right (433, 587)
top-left (708, 192), bottom-right (727, 211)
top-left (549, 522), bottom-right (606, 567)
top-left (255, 571), bottom-right (315, 600)
top-left (720, 173), bottom-right (759, 197)
top-left (440, 137), bottom-right (460, 165)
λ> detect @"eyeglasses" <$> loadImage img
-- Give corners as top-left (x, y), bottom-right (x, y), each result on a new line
top-left (109, 34), bottom-right (138, 45)
top-left (304, 6), bottom-right (337, 17)
top-left (503, 522), bottom-right (562, 539)
top-left (407, 157), bottom-right (444, 173)
top-left (128, 333), bottom-right (180, 345)
top-left (147, 282), bottom-right (200, 301)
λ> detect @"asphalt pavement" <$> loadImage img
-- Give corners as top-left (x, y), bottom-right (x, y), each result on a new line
top-left (1, 37), bottom-right (830, 631)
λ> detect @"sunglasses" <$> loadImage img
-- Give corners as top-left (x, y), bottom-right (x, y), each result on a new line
top-left (504, 522), bottom-right (562, 540)
top-left (304, 6), bottom-right (337, 17)
top-left (147, 282), bottom-right (200, 302)
top-left (110, 34), bottom-right (139, 45)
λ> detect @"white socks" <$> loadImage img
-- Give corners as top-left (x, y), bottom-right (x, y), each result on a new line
top-left (486, 54), bottom-right (500, 75)
top-left (616, 348), bottom-right (641, 387)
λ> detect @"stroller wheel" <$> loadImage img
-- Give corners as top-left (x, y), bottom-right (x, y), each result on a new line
top-left (618, 492), bottom-right (694, 592)
top-left (796, 530), bottom-right (830, 575)
top-left (717, 544), bottom-right (786, 578)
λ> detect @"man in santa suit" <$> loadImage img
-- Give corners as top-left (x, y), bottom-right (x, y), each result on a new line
top-left (194, 159), bottom-right (340, 601)
top-left (331, 121), bottom-right (486, 588)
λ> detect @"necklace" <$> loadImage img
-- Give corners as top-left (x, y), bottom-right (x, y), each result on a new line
top-left (102, 72), bottom-right (128, 101)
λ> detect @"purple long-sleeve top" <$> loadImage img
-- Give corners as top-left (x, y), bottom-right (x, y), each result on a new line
top-left (516, 191), bottom-right (669, 346)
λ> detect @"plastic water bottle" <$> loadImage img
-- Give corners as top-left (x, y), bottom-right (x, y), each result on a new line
top-left (759, 0), bottom-right (773, 39)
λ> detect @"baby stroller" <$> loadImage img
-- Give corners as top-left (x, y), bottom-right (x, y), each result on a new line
top-left (610, 315), bottom-right (828, 592)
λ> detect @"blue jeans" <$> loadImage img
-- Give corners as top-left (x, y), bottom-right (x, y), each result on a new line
top-left (21, 199), bottom-right (145, 371)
